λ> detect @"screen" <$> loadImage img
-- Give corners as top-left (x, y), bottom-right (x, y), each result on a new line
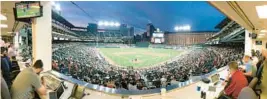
top-left (49, 92), bottom-right (57, 99)
top-left (151, 33), bottom-right (164, 44)
top-left (211, 74), bottom-right (219, 83)
top-left (153, 33), bottom-right (164, 37)
top-left (15, 2), bottom-right (41, 18)
top-left (256, 41), bottom-right (262, 45)
top-left (56, 83), bottom-right (64, 98)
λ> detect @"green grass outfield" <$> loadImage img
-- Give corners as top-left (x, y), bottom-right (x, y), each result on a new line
top-left (99, 48), bottom-right (183, 68)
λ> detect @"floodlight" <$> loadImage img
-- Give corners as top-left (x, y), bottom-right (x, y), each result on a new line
top-left (55, 4), bottom-right (61, 11)
top-left (110, 22), bottom-right (115, 26)
top-left (104, 21), bottom-right (109, 26)
top-left (51, 1), bottom-right (56, 6)
top-left (115, 22), bottom-right (120, 27)
top-left (98, 21), bottom-right (104, 26)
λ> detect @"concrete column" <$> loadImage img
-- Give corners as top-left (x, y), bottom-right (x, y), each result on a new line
top-left (245, 30), bottom-right (252, 56)
top-left (32, 1), bottom-right (52, 71)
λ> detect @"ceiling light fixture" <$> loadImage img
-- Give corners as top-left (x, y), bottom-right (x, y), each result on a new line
top-left (256, 5), bottom-right (267, 19)
top-left (0, 14), bottom-right (7, 20)
top-left (260, 30), bottom-right (267, 33)
top-left (258, 33), bottom-right (266, 36)
top-left (0, 24), bottom-right (8, 28)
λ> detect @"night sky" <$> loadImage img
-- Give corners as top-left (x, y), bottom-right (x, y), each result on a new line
top-left (58, 1), bottom-right (225, 34)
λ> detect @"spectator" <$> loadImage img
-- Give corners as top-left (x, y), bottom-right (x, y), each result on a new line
top-left (52, 43), bottom-right (244, 90)
top-left (219, 61), bottom-right (248, 99)
top-left (1, 47), bottom-right (12, 88)
top-left (170, 76), bottom-right (179, 85)
top-left (160, 75), bottom-right (167, 88)
top-left (11, 60), bottom-right (47, 99)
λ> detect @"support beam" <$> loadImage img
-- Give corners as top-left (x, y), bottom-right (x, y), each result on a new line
top-left (32, 1), bottom-right (52, 71)
top-left (244, 30), bottom-right (252, 56)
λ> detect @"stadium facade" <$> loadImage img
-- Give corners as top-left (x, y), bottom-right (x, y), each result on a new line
top-left (51, 9), bottom-right (134, 43)
top-left (165, 31), bottom-right (215, 45)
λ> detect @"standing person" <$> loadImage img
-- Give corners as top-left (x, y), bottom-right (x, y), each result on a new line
top-left (160, 75), bottom-right (167, 88)
top-left (11, 60), bottom-right (47, 99)
top-left (1, 47), bottom-right (12, 88)
top-left (8, 43), bottom-right (16, 60)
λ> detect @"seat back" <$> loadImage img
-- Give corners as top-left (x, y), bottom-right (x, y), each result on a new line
top-left (248, 77), bottom-right (258, 89)
top-left (74, 85), bottom-right (85, 98)
top-left (70, 84), bottom-right (78, 97)
top-left (256, 63), bottom-right (264, 81)
top-left (237, 87), bottom-right (258, 99)
top-left (1, 77), bottom-right (11, 99)
top-left (69, 84), bottom-right (85, 99)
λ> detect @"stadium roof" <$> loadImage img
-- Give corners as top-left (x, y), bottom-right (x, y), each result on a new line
top-left (215, 18), bottom-right (232, 30)
top-left (52, 10), bottom-right (75, 28)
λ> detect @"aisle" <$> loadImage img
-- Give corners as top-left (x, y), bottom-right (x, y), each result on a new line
top-left (260, 60), bottom-right (267, 99)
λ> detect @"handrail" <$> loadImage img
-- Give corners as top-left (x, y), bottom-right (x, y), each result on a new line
top-left (45, 66), bottom-right (227, 95)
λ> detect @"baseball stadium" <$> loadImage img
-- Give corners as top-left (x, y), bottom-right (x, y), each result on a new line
top-left (1, 1), bottom-right (267, 99)
top-left (98, 47), bottom-right (183, 68)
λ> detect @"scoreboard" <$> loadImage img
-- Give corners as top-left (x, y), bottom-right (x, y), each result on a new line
top-left (151, 32), bottom-right (165, 44)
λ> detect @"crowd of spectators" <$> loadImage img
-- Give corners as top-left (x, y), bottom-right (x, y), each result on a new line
top-left (52, 43), bottom-right (244, 90)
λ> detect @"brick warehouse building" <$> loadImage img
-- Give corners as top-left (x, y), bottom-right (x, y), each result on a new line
top-left (165, 31), bottom-right (216, 45)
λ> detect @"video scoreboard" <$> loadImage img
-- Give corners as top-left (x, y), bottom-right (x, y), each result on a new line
top-left (151, 28), bottom-right (165, 44)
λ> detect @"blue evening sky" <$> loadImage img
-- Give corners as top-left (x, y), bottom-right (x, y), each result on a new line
top-left (58, 1), bottom-right (225, 34)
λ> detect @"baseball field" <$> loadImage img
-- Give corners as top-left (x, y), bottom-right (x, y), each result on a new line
top-left (98, 48), bottom-right (183, 68)
top-left (16, 5), bottom-right (40, 18)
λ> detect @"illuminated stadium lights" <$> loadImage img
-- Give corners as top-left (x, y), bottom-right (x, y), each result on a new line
top-left (55, 4), bottom-right (61, 11)
top-left (174, 25), bottom-right (191, 31)
top-left (110, 22), bottom-right (115, 26)
top-left (51, 1), bottom-right (56, 6)
top-left (114, 22), bottom-right (120, 27)
top-left (98, 21), bottom-right (104, 26)
top-left (98, 21), bottom-right (120, 27)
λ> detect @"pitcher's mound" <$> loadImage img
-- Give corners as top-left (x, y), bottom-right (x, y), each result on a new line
top-left (131, 58), bottom-right (142, 63)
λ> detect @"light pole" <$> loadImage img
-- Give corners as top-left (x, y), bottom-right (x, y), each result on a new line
top-left (174, 25), bottom-right (191, 31)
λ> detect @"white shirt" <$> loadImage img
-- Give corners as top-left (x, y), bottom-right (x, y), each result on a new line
top-left (252, 56), bottom-right (259, 66)
top-left (128, 84), bottom-right (137, 90)
top-left (161, 78), bottom-right (167, 87)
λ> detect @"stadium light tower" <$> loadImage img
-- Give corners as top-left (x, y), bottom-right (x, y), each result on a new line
top-left (174, 25), bottom-right (191, 31)
top-left (51, 1), bottom-right (56, 6)
top-left (98, 21), bottom-right (104, 26)
top-left (104, 21), bottom-right (109, 26)
top-left (98, 21), bottom-right (120, 27)
top-left (115, 22), bottom-right (120, 27)
top-left (55, 4), bottom-right (61, 11)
